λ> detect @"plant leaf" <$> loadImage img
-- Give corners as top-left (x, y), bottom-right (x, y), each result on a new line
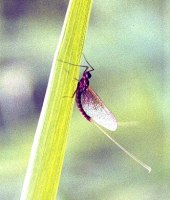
top-left (20, 0), bottom-right (93, 199)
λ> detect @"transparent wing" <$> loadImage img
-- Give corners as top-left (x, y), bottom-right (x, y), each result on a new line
top-left (81, 87), bottom-right (117, 131)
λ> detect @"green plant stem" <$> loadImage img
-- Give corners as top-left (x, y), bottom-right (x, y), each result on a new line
top-left (20, 0), bottom-right (93, 199)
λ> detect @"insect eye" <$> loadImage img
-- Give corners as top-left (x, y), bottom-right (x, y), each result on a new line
top-left (87, 72), bottom-right (91, 79)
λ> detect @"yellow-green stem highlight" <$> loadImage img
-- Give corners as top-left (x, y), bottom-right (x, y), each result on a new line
top-left (20, 0), bottom-right (93, 199)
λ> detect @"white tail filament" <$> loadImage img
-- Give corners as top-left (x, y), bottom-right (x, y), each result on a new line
top-left (92, 122), bottom-right (151, 173)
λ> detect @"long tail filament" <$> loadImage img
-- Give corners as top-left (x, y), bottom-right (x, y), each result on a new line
top-left (92, 122), bottom-right (151, 173)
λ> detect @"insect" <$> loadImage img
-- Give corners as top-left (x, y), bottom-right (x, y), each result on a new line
top-left (72, 55), bottom-right (117, 131)
top-left (59, 55), bottom-right (151, 173)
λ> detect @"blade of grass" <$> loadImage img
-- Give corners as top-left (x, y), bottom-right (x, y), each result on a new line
top-left (20, 0), bottom-right (93, 199)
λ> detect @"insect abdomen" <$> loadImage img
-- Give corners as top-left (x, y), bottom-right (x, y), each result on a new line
top-left (76, 92), bottom-right (91, 121)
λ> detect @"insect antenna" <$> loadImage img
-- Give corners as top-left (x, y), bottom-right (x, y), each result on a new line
top-left (92, 121), bottom-right (152, 173)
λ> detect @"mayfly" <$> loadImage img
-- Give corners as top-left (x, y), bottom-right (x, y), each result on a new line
top-left (59, 55), bottom-right (151, 173)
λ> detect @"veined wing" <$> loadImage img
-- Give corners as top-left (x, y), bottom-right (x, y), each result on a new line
top-left (81, 87), bottom-right (117, 131)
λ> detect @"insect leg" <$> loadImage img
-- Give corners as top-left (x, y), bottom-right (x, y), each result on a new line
top-left (57, 59), bottom-right (89, 71)
top-left (83, 54), bottom-right (94, 72)
top-left (74, 78), bottom-right (79, 81)
top-left (72, 89), bottom-right (77, 98)
top-left (63, 89), bottom-right (77, 98)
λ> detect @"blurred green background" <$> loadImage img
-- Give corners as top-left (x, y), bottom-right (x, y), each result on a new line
top-left (0, 0), bottom-right (169, 199)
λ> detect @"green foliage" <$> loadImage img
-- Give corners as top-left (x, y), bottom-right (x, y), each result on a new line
top-left (20, 0), bottom-right (93, 199)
